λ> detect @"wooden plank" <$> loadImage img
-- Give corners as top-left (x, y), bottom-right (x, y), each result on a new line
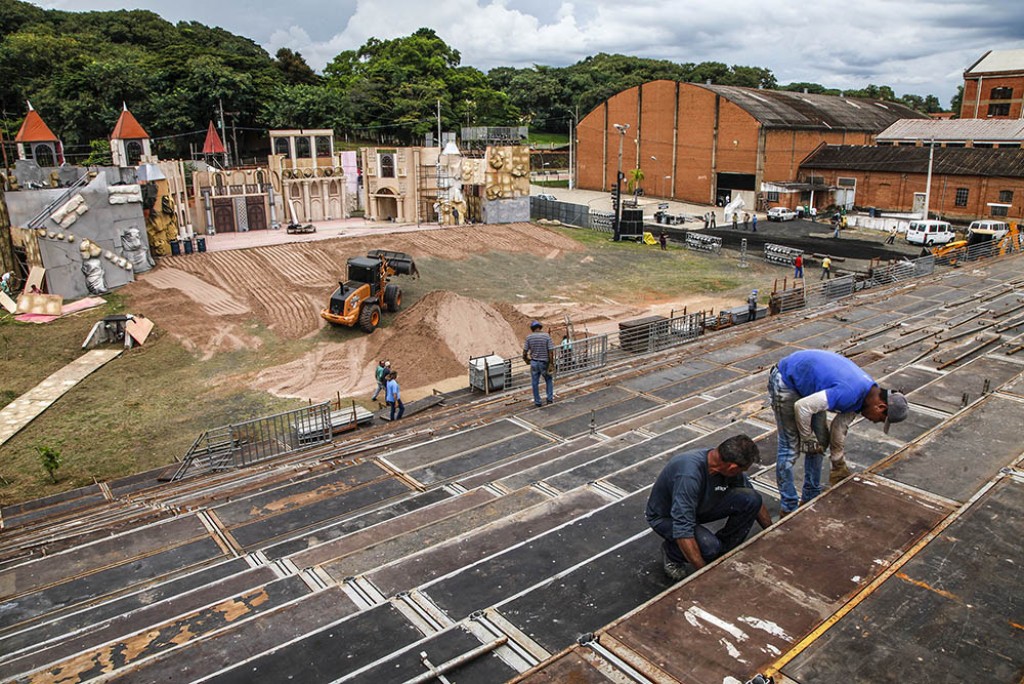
top-left (0, 349), bottom-right (121, 447)
top-left (125, 316), bottom-right (154, 345)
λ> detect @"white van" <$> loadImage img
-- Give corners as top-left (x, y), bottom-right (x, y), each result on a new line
top-left (967, 220), bottom-right (1009, 239)
top-left (906, 220), bottom-right (956, 246)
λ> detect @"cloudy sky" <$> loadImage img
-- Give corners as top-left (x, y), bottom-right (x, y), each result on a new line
top-left (34, 0), bottom-right (1024, 106)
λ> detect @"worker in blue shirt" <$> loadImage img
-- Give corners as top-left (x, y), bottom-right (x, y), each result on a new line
top-left (385, 370), bottom-right (404, 421)
top-left (768, 350), bottom-right (909, 514)
top-left (646, 435), bottom-right (773, 580)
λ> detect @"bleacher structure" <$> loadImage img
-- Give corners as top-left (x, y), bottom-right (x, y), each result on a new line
top-left (2, 255), bottom-right (1023, 683)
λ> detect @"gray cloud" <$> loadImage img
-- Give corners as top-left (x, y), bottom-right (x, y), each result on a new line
top-left (33, 0), bottom-right (1024, 103)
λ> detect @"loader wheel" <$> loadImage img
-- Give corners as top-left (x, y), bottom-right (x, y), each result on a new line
top-left (384, 284), bottom-right (402, 312)
top-left (358, 304), bottom-right (381, 333)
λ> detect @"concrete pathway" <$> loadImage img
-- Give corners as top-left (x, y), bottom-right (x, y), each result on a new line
top-left (0, 349), bottom-right (122, 448)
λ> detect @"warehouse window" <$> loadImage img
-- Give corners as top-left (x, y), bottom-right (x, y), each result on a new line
top-left (991, 205), bottom-right (1009, 217)
top-left (999, 190), bottom-right (1014, 203)
top-left (837, 177), bottom-right (856, 188)
top-left (954, 188), bottom-right (969, 206)
top-left (988, 103), bottom-right (1011, 117)
top-left (765, 191), bottom-right (779, 202)
top-left (990, 86), bottom-right (1014, 100)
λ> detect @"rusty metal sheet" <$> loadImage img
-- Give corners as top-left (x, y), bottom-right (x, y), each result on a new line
top-left (369, 488), bottom-right (611, 598)
top-left (783, 477), bottom-right (1024, 682)
top-left (109, 586), bottom-right (358, 684)
top-left (212, 461), bottom-right (388, 527)
top-left (7, 574), bottom-right (309, 683)
top-left (621, 360), bottom-right (719, 393)
top-left (0, 557), bottom-right (251, 658)
top-left (228, 477), bottom-right (413, 550)
top-left (0, 514), bottom-right (210, 603)
top-left (602, 477), bottom-right (950, 682)
top-left (514, 648), bottom-right (617, 683)
top-left (877, 394), bottom-right (1024, 503)
top-left (409, 432), bottom-right (553, 485)
top-left (1, 538), bottom-right (227, 631)
top-left (321, 487), bottom-right (550, 582)
top-left (385, 419), bottom-right (525, 470)
top-left (908, 356), bottom-right (1022, 413)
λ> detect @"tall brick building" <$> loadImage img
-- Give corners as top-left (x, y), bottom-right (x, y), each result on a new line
top-left (961, 50), bottom-right (1024, 120)
top-left (575, 80), bottom-right (924, 209)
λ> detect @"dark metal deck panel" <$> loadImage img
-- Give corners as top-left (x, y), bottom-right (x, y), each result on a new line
top-left (206, 602), bottom-right (424, 683)
top-left (228, 477), bottom-right (413, 549)
top-left (384, 419), bottom-right (526, 470)
top-left (1, 537), bottom-right (227, 630)
top-left (212, 461), bottom-right (389, 527)
top-left (515, 649), bottom-right (616, 683)
top-left (422, 490), bottom-right (650, 621)
top-left (782, 477), bottom-right (1024, 683)
top-left (262, 487), bottom-right (453, 560)
top-left (907, 357), bottom-right (1023, 414)
top-left (600, 477), bottom-right (950, 683)
top-left (368, 488), bottom-right (611, 598)
top-left (320, 487), bottom-right (550, 582)
top-left (520, 386), bottom-right (635, 427)
top-left (650, 366), bottom-right (745, 401)
top-left (498, 533), bottom-right (673, 653)
top-left (876, 394), bottom-right (1024, 502)
top-left (408, 432), bottom-right (554, 485)
top-left (542, 396), bottom-right (662, 439)
top-left (456, 435), bottom-right (604, 489)
top-left (12, 574), bottom-right (311, 682)
top-left (109, 586), bottom-right (358, 684)
top-left (337, 625), bottom-right (518, 683)
top-left (0, 563), bottom-right (276, 672)
top-left (496, 433), bottom-right (647, 491)
top-left (619, 359), bottom-right (719, 393)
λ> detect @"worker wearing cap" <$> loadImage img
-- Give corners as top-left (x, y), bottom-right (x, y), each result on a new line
top-left (768, 350), bottom-right (909, 514)
top-left (523, 321), bottom-right (555, 407)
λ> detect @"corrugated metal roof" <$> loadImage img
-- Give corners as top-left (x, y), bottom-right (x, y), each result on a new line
top-left (965, 49), bottom-right (1024, 75)
top-left (697, 84), bottom-right (927, 131)
top-left (877, 118), bottom-right (1024, 142)
top-left (801, 144), bottom-right (1024, 178)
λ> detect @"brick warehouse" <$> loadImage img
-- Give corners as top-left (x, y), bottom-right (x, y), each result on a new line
top-left (960, 49), bottom-right (1024, 120)
top-left (575, 80), bottom-right (925, 209)
top-left (799, 145), bottom-right (1024, 223)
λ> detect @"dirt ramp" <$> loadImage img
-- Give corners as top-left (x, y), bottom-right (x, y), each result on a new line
top-left (249, 290), bottom-right (525, 401)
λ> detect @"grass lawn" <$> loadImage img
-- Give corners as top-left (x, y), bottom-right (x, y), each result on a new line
top-left (0, 225), bottom-right (780, 505)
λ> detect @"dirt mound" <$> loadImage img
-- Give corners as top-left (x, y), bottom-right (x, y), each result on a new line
top-left (247, 290), bottom-right (525, 401)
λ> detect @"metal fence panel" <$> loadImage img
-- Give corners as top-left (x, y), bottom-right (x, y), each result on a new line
top-left (173, 402), bottom-right (333, 480)
top-left (530, 198), bottom-right (591, 228)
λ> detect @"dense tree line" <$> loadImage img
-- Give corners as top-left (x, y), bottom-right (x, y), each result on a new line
top-left (0, 0), bottom-right (953, 160)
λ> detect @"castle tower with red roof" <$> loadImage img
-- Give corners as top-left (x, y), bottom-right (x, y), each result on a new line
top-left (14, 102), bottom-right (63, 166)
top-left (110, 103), bottom-right (152, 167)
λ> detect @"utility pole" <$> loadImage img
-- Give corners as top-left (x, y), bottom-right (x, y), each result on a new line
top-left (923, 138), bottom-right (935, 220)
top-left (613, 123), bottom-right (629, 241)
top-left (436, 99), bottom-right (441, 147)
top-left (218, 99), bottom-right (229, 168)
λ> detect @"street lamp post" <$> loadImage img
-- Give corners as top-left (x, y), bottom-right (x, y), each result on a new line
top-left (613, 123), bottom-right (629, 241)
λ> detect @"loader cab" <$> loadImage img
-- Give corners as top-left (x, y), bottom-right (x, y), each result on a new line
top-left (346, 257), bottom-right (383, 295)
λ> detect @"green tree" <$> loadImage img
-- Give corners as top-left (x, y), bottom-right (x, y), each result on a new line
top-left (275, 48), bottom-right (320, 85)
top-left (627, 167), bottom-right (645, 201)
top-left (950, 85), bottom-right (964, 118)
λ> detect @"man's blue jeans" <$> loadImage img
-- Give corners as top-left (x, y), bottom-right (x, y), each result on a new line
top-left (650, 487), bottom-right (763, 565)
top-left (768, 367), bottom-right (828, 513)
top-left (530, 359), bottom-right (553, 406)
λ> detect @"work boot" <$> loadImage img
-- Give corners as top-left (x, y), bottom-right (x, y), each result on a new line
top-left (829, 462), bottom-right (852, 487)
top-left (661, 546), bottom-right (688, 582)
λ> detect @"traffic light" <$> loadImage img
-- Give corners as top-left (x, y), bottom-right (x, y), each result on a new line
top-left (611, 186), bottom-right (620, 212)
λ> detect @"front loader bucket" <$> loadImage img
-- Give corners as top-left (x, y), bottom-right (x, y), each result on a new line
top-left (367, 249), bottom-right (418, 276)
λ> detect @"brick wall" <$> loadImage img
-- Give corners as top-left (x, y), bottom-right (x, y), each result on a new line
top-left (961, 74), bottom-right (1024, 119)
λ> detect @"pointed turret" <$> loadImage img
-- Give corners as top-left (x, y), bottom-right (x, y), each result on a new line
top-left (14, 102), bottom-right (63, 165)
top-left (202, 121), bottom-right (226, 155)
top-left (110, 103), bottom-right (152, 167)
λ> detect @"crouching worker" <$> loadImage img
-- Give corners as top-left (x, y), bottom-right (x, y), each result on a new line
top-left (646, 435), bottom-right (772, 580)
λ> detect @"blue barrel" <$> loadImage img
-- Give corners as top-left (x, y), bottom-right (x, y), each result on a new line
top-left (169, 240), bottom-right (181, 256)
top-left (183, 239), bottom-right (194, 255)
top-left (196, 237), bottom-right (207, 253)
